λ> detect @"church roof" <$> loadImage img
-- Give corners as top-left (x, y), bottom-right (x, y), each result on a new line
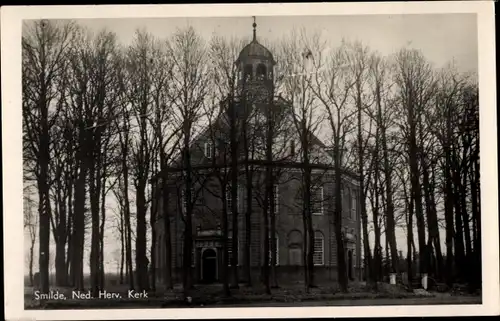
top-left (236, 40), bottom-right (276, 65)
top-left (235, 18), bottom-right (276, 65)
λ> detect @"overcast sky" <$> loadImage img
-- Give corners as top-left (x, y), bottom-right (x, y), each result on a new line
top-left (72, 13), bottom-right (478, 73)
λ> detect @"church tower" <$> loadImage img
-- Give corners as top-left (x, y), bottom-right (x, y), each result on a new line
top-left (235, 17), bottom-right (276, 103)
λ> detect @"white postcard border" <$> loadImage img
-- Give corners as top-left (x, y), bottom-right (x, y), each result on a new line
top-left (2, 1), bottom-right (498, 320)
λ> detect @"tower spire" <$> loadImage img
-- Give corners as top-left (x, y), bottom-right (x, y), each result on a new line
top-left (252, 16), bottom-right (257, 41)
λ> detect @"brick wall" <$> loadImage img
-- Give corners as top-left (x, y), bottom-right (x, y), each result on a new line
top-left (153, 167), bottom-right (362, 282)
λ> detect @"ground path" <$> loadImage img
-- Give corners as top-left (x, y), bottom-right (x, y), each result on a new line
top-left (214, 296), bottom-right (481, 307)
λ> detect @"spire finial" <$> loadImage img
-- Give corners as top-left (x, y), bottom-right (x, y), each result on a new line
top-left (252, 16), bottom-right (257, 41)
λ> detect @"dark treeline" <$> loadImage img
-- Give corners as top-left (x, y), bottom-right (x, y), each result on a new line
top-left (22, 20), bottom-right (480, 297)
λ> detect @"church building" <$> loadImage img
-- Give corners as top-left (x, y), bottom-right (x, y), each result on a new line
top-left (152, 20), bottom-right (362, 285)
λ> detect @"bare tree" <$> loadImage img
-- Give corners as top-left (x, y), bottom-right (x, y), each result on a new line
top-left (367, 52), bottom-right (401, 278)
top-left (345, 40), bottom-right (377, 286)
top-left (64, 27), bottom-right (99, 290)
top-left (49, 108), bottom-right (72, 287)
top-left (22, 19), bottom-right (76, 293)
top-left (167, 26), bottom-right (210, 297)
top-left (78, 30), bottom-right (121, 296)
top-left (24, 191), bottom-right (39, 286)
top-left (209, 35), bottom-right (248, 289)
top-left (201, 94), bottom-right (233, 296)
top-left (113, 47), bottom-right (135, 288)
top-left (124, 29), bottom-right (159, 292)
top-left (147, 38), bottom-right (179, 290)
top-left (418, 84), bottom-right (444, 281)
top-left (393, 48), bottom-right (436, 277)
top-left (277, 28), bottom-right (329, 290)
top-left (311, 40), bottom-right (357, 292)
top-left (428, 65), bottom-right (478, 286)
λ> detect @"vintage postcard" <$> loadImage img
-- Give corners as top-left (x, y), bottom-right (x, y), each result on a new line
top-left (2, 1), bottom-right (498, 320)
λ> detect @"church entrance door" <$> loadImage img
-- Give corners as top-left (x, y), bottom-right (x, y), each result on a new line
top-left (202, 248), bottom-right (217, 283)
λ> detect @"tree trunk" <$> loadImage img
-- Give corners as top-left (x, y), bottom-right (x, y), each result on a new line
top-left (379, 113), bottom-right (398, 275)
top-left (72, 146), bottom-right (87, 290)
top-left (229, 97), bottom-right (240, 289)
top-left (221, 182), bottom-right (230, 297)
top-left (136, 182), bottom-right (149, 291)
top-left (150, 182), bottom-right (157, 292)
top-left (385, 226), bottom-right (389, 277)
top-left (89, 157), bottom-right (101, 297)
top-left (182, 134), bottom-right (194, 297)
top-left (302, 204), bottom-right (309, 290)
top-left (262, 95), bottom-right (275, 294)
top-left (244, 166), bottom-right (253, 286)
top-left (472, 147), bottom-right (481, 289)
top-left (297, 113), bottom-right (315, 291)
top-left (371, 189), bottom-right (382, 282)
top-left (38, 91), bottom-right (52, 294)
top-left (120, 207), bottom-right (125, 285)
top-left (122, 155), bottom-right (134, 289)
top-left (334, 144), bottom-right (347, 292)
top-left (161, 170), bottom-right (173, 289)
top-left (444, 111), bottom-right (455, 286)
top-left (358, 73), bottom-right (374, 286)
top-left (99, 172), bottom-right (107, 289)
top-left (372, 114), bottom-right (382, 282)
top-left (460, 156), bottom-right (472, 260)
top-left (262, 171), bottom-right (271, 294)
top-left (359, 186), bottom-right (373, 283)
top-left (55, 235), bottom-right (67, 287)
top-left (452, 166), bottom-right (466, 281)
top-left (406, 191), bottom-right (414, 289)
top-left (470, 161), bottom-right (478, 252)
top-left (419, 115), bottom-right (442, 280)
top-left (29, 236), bottom-right (36, 286)
top-left (429, 165), bottom-right (444, 280)
top-left (408, 98), bottom-right (426, 276)
top-left (470, 147), bottom-right (480, 253)
top-left (243, 104), bottom-right (254, 286)
top-left (307, 213), bottom-right (315, 287)
top-left (301, 125), bottom-right (314, 290)
top-left (66, 180), bottom-right (73, 284)
top-left (270, 181), bottom-right (278, 288)
top-left (55, 191), bottom-right (67, 286)
top-left (400, 169), bottom-right (413, 287)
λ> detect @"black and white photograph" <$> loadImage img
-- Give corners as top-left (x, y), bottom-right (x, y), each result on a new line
top-left (2, 2), bottom-right (498, 320)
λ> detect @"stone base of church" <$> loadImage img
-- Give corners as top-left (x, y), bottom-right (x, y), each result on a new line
top-left (153, 266), bottom-right (363, 286)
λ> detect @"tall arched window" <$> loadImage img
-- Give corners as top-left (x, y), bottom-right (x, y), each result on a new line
top-left (227, 233), bottom-right (240, 266)
top-left (256, 64), bottom-right (267, 80)
top-left (351, 190), bottom-right (357, 220)
top-left (344, 186), bottom-right (351, 218)
top-left (288, 230), bottom-right (302, 266)
top-left (243, 64), bottom-right (253, 82)
top-left (312, 186), bottom-right (324, 215)
top-left (313, 231), bottom-right (324, 266)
